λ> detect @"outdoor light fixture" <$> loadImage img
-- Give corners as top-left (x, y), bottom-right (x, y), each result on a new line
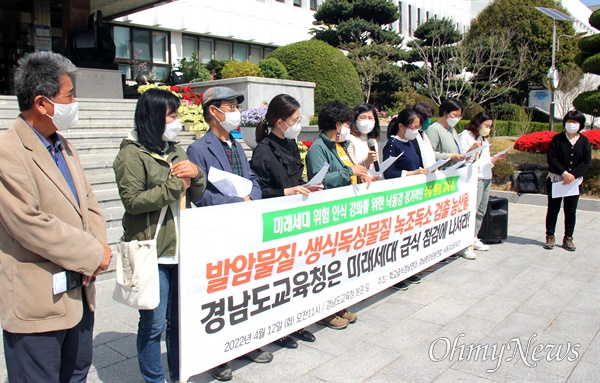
top-left (535, 7), bottom-right (576, 132)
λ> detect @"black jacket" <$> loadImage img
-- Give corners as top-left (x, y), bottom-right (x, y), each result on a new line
top-left (547, 132), bottom-right (591, 179)
top-left (250, 133), bottom-right (304, 198)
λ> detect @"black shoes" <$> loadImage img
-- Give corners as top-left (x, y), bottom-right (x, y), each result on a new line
top-left (210, 363), bottom-right (232, 381)
top-left (408, 275), bottom-right (421, 284)
top-left (292, 328), bottom-right (316, 342)
top-left (275, 335), bottom-right (298, 349)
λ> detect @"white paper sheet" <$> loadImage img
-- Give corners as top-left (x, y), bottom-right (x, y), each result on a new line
top-left (445, 160), bottom-right (466, 171)
top-left (463, 142), bottom-right (489, 159)
top-left (207, 166), bottom-right (253, 197)
top-left (493, 145), bottom-right (513, 158)
top-left (303, 163), bottom-right (330, 187)
top-left (427, 158), bottom-right (450, 173)
top-left (551, 178), bottom-right (582, 198)
top-left (368, 153), bottom-right (403, 177)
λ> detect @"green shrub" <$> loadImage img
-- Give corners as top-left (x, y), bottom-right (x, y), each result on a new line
top-left (221, 61), bottom-right (263, 79)
top-left (583, 158), bottom-right (600, 196)
top-left (581, 53), bottom-right (600, 76)
top-left (204, 59), bottom-right (230, 80)
top-left (573, 10), bottom-right (600, 117)
top-left (492, 158), bottom-right (514, 182)
top-left (463, 103), bottom-right (485, 120)
top-left (490, 103), bottom-right (528, 122)
top-left (175, 51), bottom-right (210, 83)
top-left (309, 115), bottom-right (319, 125)
top-left (269, 39), bottom-right (363, 112)
top-left (413, 94), bottom-right (439, 117)
top-left (573, 90), bottom-right (600, 116)
top-left (258, 58), bottom-right (288, 79)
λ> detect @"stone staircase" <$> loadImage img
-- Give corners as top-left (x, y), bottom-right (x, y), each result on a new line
top-left (1, 95), bottom-right (257, 272)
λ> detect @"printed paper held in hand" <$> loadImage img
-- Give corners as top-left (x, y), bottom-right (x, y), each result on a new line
top-left (427, 158), bottom-right (450, 173)
top-left (551, 177), bottom-right (582, 198)
top-left (493, 145), bottom-right (513, 158)
top-left (208, 166), bottom-right (252, 197)
top-left (445, 160), bottom-right (466, 171)
top-left (368, 153), bottom-right (403, 177)
top-left (303, 163), bottom-right (330, 187)
top-left (464, 142), bottom-right (489, 159)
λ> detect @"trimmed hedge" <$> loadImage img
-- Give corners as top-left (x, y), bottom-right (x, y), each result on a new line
top-left (574, 90), bottom-right (600, 116)
top-left (221, 61), bottom-right (263, 79)
top-left (258, 58), bottom-right (288, 79)
top-left (454, 119), bottom-right (561, 136)
top-left (269, 39), bottom-right (363, 112)
top-left (574, 9), bottom-right (600, 117)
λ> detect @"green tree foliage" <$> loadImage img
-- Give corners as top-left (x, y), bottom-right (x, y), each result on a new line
top-left (175, 51), bottom-right (211, 83)
top-left (258, 58), bottom-right (288, 79)
top-left (311, 0), bottom-right (406, 105)
top-left (573, 9), bottom-right (600, 117)
top-left (204, 59), bottom-right (230, 80)
top-left (465, 0), bottom-right (578, 87)
top-left (268, 39), bottom-right (363, 112)
top-left (221, 61), bottom-right (263, 79)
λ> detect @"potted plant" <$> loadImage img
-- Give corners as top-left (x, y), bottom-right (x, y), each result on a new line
top-left (240, 106), bottom-right (267, 149)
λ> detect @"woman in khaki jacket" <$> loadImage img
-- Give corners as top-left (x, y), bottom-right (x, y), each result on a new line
top-left (113, 88), bottom-right (206, 383)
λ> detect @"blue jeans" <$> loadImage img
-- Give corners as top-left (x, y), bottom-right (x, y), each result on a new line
top-left (137, 264), bottom-right (179, 383)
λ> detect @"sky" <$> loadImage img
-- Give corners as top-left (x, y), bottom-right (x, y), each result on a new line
top-left (580, 0), bottom-right (599, 7)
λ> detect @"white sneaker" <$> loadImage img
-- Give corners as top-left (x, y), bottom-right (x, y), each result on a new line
top-left (460, 247), bottom-right (477, 260)
top-left (473, 238), bottom-right (489, 251)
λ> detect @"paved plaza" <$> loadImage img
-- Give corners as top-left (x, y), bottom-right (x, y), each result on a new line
top-left (1, 202), bottom-right (599, 383)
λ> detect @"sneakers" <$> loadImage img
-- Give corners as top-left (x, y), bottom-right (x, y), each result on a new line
top-left (319, 314), bottom-right (348, 329)
top-left (210, 363), bottom-right (232, 381)
top-left (337, 309), bottom-right (357, 324)
top-left (408, 275), bottom-right (421, 283)
top-left (473, 238), bottom-right (489, 251)
top-left (562, 236), bottom-right (576, 252)
top-left (460, 247), bottom-right (477, 260)
top-left (243, 348), bottom-right (273, 363)
top-left (543, 235), bottom-right (555, 250)
top-left (391, 281), bottom-right (409, 290)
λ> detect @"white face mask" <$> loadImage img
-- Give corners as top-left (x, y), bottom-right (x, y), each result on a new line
top-left (405, 128), bottom-right (419, 141)
top-left (282, 120), bottom-right (301, 140)
top-left (337, 124), bottom-right (351, 142)
top-left (45, 97), bottom-right (79, 131)
top-left (215, 107), bottom-right (241, 132)
top-left (479, 127), bottom-right (491, 137)
top-left (162, 119), bottom-right (183, 142)
top-left (446, 116), bottom-right (461, 128)
top-left (564, 122), bottom-right (580, 134)
top-left (356, 120), bottom-right (375, 134)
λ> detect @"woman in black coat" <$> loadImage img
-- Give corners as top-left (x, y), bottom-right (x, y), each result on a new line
top-left (544, 110), bottom-right (592, 251)
top-left (250, 94), bottom-right (319, 348)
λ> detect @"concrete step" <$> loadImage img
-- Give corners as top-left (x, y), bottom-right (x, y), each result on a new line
top-left (88, 172), bottom-right (117, 190)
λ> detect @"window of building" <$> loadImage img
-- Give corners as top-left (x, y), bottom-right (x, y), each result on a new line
top-left (276, 0), bottom-right (285, 3)
top-left (426, 11), bottom-right (429, 21)
top-left (182, 35), bottom-right (198, 59)
top-left (294, 0), bottom-right (302, 7)
top-left (216, 41), bottom-right (232, 60)
top-left (233, 44), bottom-right (249, 62)
top-left (113, 25), bottom-right (170, 81)
top-left (251, 46), bottom-right (263, 64)
top-left (408, 4), bottom-right (412, 36)
top-left (264, 47), bottom-right (275, 57)
top-left (417, 7), bottom-right (421, 27)
top-left (398, 2), bottom-right (402, 34)
top-left (199, 39), bottom-right (214, 64)
top-left (310, 0), bottom-right (318, 10)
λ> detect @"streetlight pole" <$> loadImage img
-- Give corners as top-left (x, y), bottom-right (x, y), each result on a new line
top-left (535, 7), bottom-right (575, 132)
top-left (550, 19), bottom-right (557, 132)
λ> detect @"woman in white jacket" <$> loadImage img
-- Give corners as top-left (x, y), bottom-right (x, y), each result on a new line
top-left (458, 112), bottom-right (506, 253)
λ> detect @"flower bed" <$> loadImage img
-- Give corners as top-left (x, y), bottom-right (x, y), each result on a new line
top-left (514, 130), bottom-right (600, 154)
top-left (138, 84), bottom-right (209, 131)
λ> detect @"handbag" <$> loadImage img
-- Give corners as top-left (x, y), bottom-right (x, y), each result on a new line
top-left (113, 205), bottom-right (168, 310)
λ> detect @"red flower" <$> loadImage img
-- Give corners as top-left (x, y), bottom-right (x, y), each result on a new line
top-left (170, 86), bottom-right (180, 93)
top-left (302, 140), bottom-right (313, 149)
top-left (582, 130), bottom-right (600, 150)
top-left (514, 131), bottom-right (558, 153)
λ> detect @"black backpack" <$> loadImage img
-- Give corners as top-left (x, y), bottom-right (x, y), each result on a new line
top-left (516, 171), bottom-right (539, 194)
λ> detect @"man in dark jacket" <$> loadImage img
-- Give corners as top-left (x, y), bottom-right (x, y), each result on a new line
top-left (186, 87), bottom-right (270, 381)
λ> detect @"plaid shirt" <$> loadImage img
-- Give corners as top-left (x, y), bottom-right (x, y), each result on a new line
top-left (221, 139), bottom-right (243, 176)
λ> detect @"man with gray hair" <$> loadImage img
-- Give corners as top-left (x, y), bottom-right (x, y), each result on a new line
top-left (0, 51), bottom-right (112, 382)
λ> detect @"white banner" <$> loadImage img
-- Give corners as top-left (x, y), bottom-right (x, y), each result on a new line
top-left (179, 165), bottom-right (478, 380)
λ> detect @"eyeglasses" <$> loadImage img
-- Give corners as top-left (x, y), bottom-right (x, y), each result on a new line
top-left (216, 104), bottom-right (242, 113)
top-left (407, 125), bottom-right (421, 130)
top-left (286, 116), bottom-right (303, 125)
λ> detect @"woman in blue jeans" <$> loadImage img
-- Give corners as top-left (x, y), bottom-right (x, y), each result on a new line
top-left (113, 88), bottom-right (206, 383)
